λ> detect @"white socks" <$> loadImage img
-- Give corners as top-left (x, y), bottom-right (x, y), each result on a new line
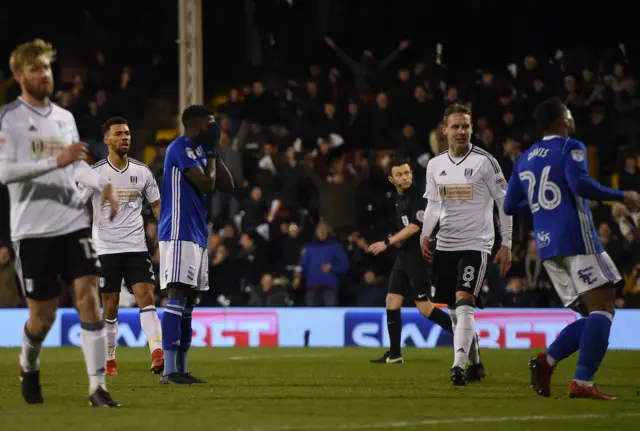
top-left (80, 321), bottom-right (108, 394)
top-left (140, 305), bottom-right (162, 353)
top-left (20, 324), bottom-right (44, 372)
top-left (453, 304), bottom-right (476, 369)
top-left (448, 307), bottom-right (480, 366)
top-left (105, 305), bottom-right (163, 357)
top-left (105, 318), bottom-right (118, 361)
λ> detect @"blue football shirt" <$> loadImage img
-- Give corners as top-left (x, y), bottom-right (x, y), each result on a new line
top-left (504, 136), bottom-right (623, 261)
top-left (158, 136), bottom-right (209, 248)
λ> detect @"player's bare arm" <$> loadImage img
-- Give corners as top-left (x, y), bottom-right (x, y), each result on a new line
top-left (184, 162), bottom-right (217, 193)
top-left (151, 199), bottom-right (161, 221)
top-left (492, 196), bottom-right (513, 277)
top-left (0, 141), bottom-right (87, 185)
top-left (101, 184), bottom-right (118, 221)
top-left (368, 223), bottom-right (420, 256)
top-left (420, 200), bottom-right (441, 261)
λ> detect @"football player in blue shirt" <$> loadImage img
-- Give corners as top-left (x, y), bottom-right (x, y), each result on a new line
top-left (504, 97), bottom-right (640, 400)
top-left (158, 105), bottom-right (235, 384)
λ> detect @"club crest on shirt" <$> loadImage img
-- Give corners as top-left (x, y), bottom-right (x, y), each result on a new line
top-left (571, 149), bottom-right (584, 162)
top-left (130, 175), bottom-right (138, 185)
top-left (464, 168), bottom-right (473, 177)
top-left (416, 210), bottom-right (424, 220)
top-left (186, 147), bottom-right (196, 160)
top-left (401, 215), bottom-right (409, 226)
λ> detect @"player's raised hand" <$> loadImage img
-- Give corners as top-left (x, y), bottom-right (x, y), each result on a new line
top-left (623, 191), bottom-right (640, 212)
top-left (57, 142), bottom-right (88, 167)
top-left (493, 246), bottom-right (512, 278)
top-left (368, 241), bottom-right (388, 256)
top-left (421, 237), bottom-right (434, 262)
top-left (101, 184), bottom-right (118, 221)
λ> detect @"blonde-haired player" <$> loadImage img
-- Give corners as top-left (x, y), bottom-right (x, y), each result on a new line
top-left (0, 39), bottom-right (120, 407)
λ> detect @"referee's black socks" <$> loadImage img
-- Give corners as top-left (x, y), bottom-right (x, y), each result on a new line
top-left (428, 306), bottom-right (454, 334)
top-left (386, 309), bottom-right (402, 357)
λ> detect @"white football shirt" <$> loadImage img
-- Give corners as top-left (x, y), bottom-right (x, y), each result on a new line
top-left (424, 145), bottom-right (507, 253)
top-left (0, 98), bottom-right (90, 241)
top-left (79, 157), bottom-right (160, 255)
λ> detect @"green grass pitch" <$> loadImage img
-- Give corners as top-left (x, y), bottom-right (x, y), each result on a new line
top-left (0, 347), bottom-right (638, 431)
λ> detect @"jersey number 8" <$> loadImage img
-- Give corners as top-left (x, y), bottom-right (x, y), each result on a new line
top-left (518, 166), bottom-right (561, 213)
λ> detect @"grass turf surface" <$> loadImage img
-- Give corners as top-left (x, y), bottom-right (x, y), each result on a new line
top-left (0, 347), bottom-right (638, 431)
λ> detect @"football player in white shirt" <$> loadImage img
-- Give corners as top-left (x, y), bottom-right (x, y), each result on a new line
top-left (0, 39), bottom-right (120, 407)
top-left (419, 104), bottom-right (513, 386)
top-left (79, 117), bottom-right (163, 377)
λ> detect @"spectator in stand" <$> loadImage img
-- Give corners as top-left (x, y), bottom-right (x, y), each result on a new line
top-left (294, 222), bottom-right (349, 306)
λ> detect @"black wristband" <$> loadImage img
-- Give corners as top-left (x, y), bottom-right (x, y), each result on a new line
top-left (384, 237), bottom-right (390, 247)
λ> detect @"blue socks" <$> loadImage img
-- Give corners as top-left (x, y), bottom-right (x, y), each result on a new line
top-left (161, 298), bottom-right (185, 376)
top-left (177, 303), bottom-right (194, 374)
top-left (547, 317), bottom-right (587, 364)
top-left (546, 311), bottom-right (613, 384)
top-left (574, 312), bottom-right (612, 382)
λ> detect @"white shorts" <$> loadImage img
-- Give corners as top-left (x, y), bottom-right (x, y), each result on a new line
top-left (159, 240), bottom-right (209, 291)
top-left (543, 252), bottom-right (621, 307)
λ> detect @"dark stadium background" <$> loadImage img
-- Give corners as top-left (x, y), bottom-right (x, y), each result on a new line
top-left (1, 0), bottom-right (640, 310)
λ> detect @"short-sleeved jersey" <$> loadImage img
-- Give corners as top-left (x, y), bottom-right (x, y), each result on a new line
top-left (0, 98), bottom-right (90, 241)
top-left (394, 184), bottom-right (426, 256)
top-left (158, 136), bottom-right (208, 248)
top-left (424, 145), bottom-right (506, 254)
top-left (506, 136), bottom-right (603, 261)
top-left (79, 157), bottom-right (160, 255)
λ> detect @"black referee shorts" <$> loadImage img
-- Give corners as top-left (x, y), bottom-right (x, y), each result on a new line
top-left (388, 256), bottom-right (432, 302)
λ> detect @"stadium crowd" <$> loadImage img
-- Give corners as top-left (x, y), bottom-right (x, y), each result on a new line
top-left (2, 42), bottom-right (640, 310)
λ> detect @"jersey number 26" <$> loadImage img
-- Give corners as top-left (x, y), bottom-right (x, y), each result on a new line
top-left (519, 166), bottom-right (562, 213)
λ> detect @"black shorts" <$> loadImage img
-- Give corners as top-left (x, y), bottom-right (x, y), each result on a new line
top-left (388, 256), bottom-right (432, 302)
top-left (431, 249), bottom-right (489, 307)
top-left (99, 252), bottom-right (155, 293)
top-left (14, 228), bottom-right (100, 301)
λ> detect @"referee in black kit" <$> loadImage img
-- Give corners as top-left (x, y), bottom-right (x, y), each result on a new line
top-left (368, 158), bottom-right (454, 364)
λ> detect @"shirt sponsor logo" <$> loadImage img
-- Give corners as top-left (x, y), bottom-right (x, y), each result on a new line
top-left (438, 184), bottom-right (473, 200)
top-left (31, 139), bottom-right (67, 157)
top-left (116, 188), bottom-right (139, 203)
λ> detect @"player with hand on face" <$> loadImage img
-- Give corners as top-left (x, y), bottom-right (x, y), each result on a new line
top-left (504, 97), bottom-right (640, 399)
top-left (158, 105), bottom-right (235, 384)
top-left (79, 116), bottom-right (164, 377)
